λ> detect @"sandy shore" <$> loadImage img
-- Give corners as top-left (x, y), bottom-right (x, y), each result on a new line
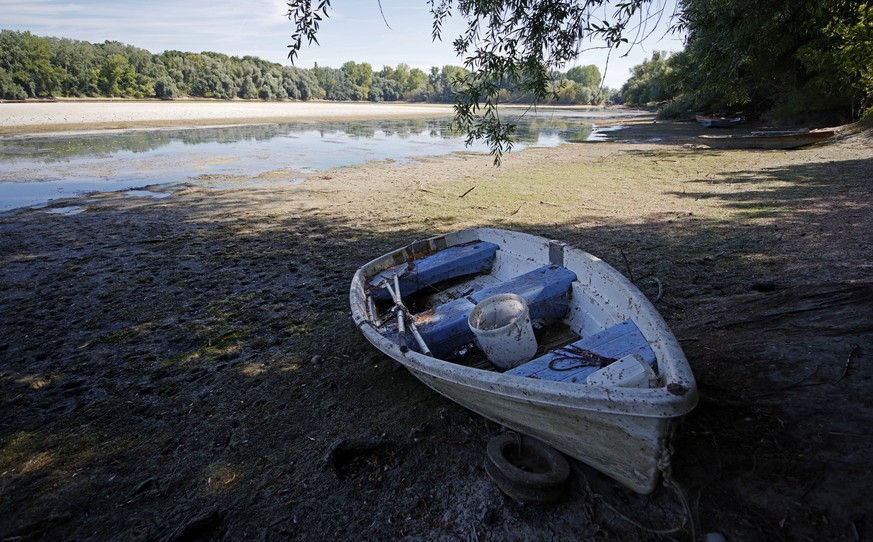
top-left (0, 100), bottom-right (454, 136)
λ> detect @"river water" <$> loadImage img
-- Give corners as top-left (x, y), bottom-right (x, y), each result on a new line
top-left (0, 108), bottom-right (644, 212)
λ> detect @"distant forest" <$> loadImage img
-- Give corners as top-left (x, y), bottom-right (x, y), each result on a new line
top-left (0, 30), bottom-right (616, 105)
top-left (5, 2), bottom-right (869, 127)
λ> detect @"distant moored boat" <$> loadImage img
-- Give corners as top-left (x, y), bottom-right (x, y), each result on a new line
top-left (699, 129), bottom-right (835, 149)
top-left (695, 114), bottom-right (743, 128)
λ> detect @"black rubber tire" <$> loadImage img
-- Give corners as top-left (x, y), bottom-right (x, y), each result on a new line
top-left (484, 433), bottom-right (570, 503)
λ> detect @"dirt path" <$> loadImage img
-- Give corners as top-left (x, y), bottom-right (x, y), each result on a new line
top-left (1, 118), bottom-right (871, 541)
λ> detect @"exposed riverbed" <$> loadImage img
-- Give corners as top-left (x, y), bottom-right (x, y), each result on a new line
top-left (2, 102), bottom-right (870, 541)
top-left (0, 105), bottom-right (650, 211)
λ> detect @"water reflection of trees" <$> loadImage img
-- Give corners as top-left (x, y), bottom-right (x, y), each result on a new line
top-left (0, 117), bottom-right (592, 162)
top-left (514, 118), bottom-right (593, 143)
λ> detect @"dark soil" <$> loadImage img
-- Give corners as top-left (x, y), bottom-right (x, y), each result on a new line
top-left (1, 119), bottom-right (871, 541)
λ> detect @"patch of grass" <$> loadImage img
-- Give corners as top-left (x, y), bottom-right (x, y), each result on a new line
top-left (285, 313), bottom-right (334, 336)
top-left (155, 381), bottom-right (180, 397)
top-left (159, 328), bottom-right (250, 367)
top-left (93, 321), bottom-right (159, 345)
top-left (0, 432), bottom-right (42, 470)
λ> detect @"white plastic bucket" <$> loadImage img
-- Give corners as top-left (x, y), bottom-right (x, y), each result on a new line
top-left (586, 353), bottom-right (657, 388)
top-left (468, 293), bottom-right (538, 369)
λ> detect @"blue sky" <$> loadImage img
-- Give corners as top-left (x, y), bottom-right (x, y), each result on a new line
top-left (1, 0), bottom-right (685, 89)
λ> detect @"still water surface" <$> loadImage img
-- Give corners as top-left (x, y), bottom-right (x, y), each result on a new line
top-left (0, 109), bottom-right (642, 212)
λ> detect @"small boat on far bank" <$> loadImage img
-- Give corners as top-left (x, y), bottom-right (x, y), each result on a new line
top-left (696, 114), bottom-right (742, 128)
top-left (350, 228), bottom-right (698, 494)
top-left (700, 129), bottom-right (835, 150)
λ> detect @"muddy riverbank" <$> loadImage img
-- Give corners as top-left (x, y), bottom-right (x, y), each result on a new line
top-left (1, 114), bottom-right (871, 541)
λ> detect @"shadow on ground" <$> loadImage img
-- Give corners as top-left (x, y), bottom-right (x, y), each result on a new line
top-left (1, 148), bottom-right (871, 541)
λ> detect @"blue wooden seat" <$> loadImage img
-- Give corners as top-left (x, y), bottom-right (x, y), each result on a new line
top-left (369, 241), bottom-right (499, 301)
top-left (412, 264), bottom-right (577, 357)
top-left (469, 265), bottom-right (576, 321)
top-left (412, 297), bottom-right (477, 357)
top-left (505, 320), bottom-right (655, 383)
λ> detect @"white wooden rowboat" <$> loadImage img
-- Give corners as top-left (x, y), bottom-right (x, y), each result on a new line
top-left (349, 228), bottom-right (698, 494)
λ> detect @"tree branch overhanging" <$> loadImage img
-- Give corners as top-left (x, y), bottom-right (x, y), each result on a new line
top-left (286, 0), bottom-right (669, 164)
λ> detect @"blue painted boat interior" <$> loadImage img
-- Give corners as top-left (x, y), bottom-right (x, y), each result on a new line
top-left (505, 320), bottom-right (655, 382)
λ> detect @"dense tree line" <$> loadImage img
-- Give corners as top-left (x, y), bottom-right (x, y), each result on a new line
top-left (0, 30), bottom-right (611, 106)
top-left (0, 30), bottom-right (321, 101)
top-left (619, 2), bottom-right (872, 124)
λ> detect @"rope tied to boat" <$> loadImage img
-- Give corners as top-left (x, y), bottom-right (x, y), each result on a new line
top-left (658, 424), bottom-right (696, 540)
top-left (547, 344), bottom-right (617, 371)
top-left (580, 422), bottom-right (696, 538)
